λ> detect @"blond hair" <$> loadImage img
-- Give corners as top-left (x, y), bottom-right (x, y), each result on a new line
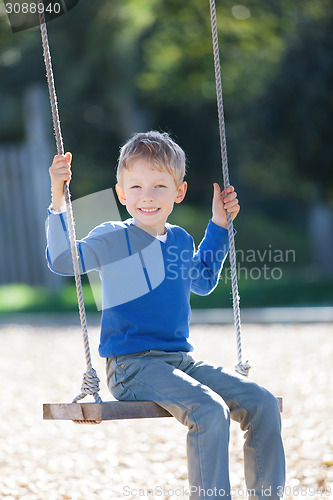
top-left (117, 131), bottom-right (186, 186)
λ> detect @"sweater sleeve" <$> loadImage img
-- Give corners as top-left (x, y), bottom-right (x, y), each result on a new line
top-left (190, 220), bottom-right (233, 296)
top-left (46, 210), bottom-right (130, 276)
top-left (46, 209), bottom-right (102, 276)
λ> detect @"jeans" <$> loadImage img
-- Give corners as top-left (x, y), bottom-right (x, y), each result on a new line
top-left (106, 350), bottom-right (285, 499)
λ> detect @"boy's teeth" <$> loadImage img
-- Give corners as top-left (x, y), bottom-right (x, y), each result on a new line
top-left (141, 208), bottom-right (158, 212)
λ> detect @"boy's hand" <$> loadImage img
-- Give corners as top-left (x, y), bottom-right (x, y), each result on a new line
top-left (211, 183), bottom-right (240, 229)
top-left (49, 152), bottom-right (72, 212)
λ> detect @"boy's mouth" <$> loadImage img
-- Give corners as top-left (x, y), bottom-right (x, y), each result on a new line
top-left (138, 208), bottom-right (160, 214)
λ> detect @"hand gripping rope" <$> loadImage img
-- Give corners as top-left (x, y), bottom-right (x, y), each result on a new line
top-left (38, 4), bottom-right (103, 423)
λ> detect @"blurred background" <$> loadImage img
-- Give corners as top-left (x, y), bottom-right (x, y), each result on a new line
top-left (0, 0), bottom-right (332, 315)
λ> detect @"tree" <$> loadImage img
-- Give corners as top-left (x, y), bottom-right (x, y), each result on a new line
top-left (242, 13), bottom-right (333, 272)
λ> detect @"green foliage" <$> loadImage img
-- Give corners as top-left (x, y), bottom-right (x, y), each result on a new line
top-left (254, 14), bottom-right (333, 201)
top-left (0, 0), bottom-right (332, 299)
top-left (0, 0), bottom-right (331, 199)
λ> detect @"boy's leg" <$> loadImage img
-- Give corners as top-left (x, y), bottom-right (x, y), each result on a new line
top-left (107, 350), bottom-right (231, 499)
top-left (185, 358), bottom-right (285, 500)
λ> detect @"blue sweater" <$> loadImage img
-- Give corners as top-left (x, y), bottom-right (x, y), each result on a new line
top-left (46, 212), bottom-right (230, 357)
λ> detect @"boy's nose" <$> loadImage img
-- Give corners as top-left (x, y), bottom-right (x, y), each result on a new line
top-left (142, 189), bottom-right (155, 201)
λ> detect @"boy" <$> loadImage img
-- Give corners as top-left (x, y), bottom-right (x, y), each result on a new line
top-left (47, 131), bottom-right (285, 499)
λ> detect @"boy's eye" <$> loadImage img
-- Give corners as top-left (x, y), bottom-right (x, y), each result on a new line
top-left (156, 185), bottom-right (167, 188)
top-left (130, 185), bottom-right (141, 189)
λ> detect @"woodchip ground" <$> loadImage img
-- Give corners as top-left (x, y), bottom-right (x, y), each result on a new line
top-left (0, 319), bottom-right (332, 499)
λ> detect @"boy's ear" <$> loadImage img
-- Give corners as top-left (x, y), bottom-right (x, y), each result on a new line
top-left (175, 181), bottom-right (187, 204)
top-left (116, 183), bottom-right (126, 205)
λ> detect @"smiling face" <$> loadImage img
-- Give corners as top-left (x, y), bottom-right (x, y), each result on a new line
top-left (116, 158), bottom-right (187, 235)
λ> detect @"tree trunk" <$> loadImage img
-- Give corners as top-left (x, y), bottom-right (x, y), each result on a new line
top-left (308, 201), bottom-right (333, 275)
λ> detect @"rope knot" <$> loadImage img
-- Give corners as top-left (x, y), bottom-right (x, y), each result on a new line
top-left (72, 369), bottom-right (102, 403)
top-left (234, 360), bottom-right (253, 377)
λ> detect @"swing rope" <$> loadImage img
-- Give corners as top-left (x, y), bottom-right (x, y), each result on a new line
top-left (39, 5), bottom-right (102, 405)
top-left (209, 0), bottom-right (251, 376)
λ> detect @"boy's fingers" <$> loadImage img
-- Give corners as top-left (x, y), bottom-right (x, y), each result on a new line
top-left (53, 154), bottom-right (66, 162)
top-left (65, 152), bottom-right (72, 163)
top-left (224, 192), bottom-right (237, 205)
top-left (219, 185), bottom-right (234, 197)
top-left (225, 199), bottom-right (239, 210)
top-left (213, 183), bottom-right (223, 200)
top-left (213, 183), bottom-right (238, 210)
top-left (50, 161), bottom-right (71, 171)
top-left (223, 185), bottom-right (234, 198)
top-left (53, 153), bottom-right (72, 164)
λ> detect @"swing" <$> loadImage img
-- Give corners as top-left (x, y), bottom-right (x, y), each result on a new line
top-left (42, 1), bottom-right (282, 424)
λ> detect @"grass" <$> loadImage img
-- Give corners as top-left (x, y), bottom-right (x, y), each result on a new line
top-left (191, 272), bottom-right (333, 309)
top-left (0, 274), bottom-right (332, 316)
top-left (0, 283), bottom-right (98, 314)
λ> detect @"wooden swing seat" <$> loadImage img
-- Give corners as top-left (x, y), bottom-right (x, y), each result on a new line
top-left (43, 401), bottom-right (172, 421)
top-left (43, 397), bottom-right (282, 422)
